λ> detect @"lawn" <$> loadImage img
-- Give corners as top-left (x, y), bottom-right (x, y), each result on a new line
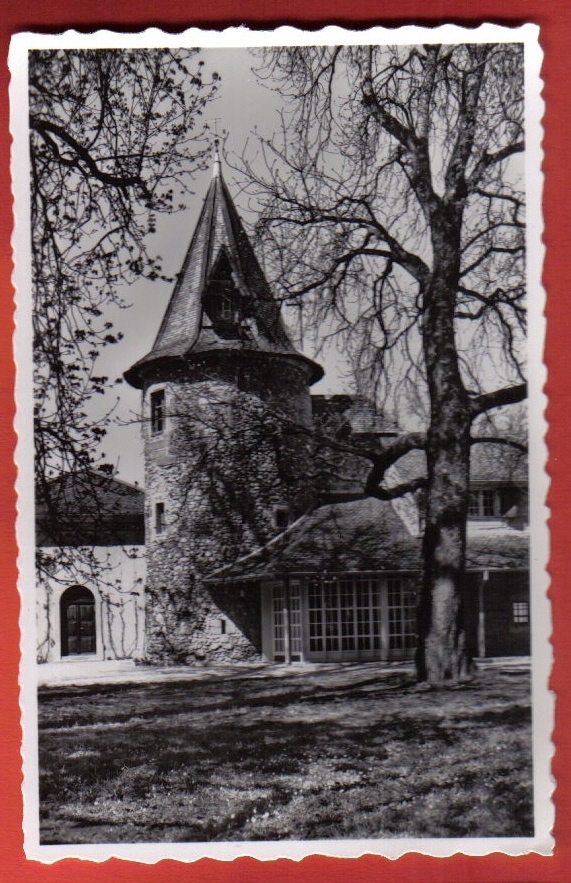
top-left (38, 662), bottom-right (533, 844)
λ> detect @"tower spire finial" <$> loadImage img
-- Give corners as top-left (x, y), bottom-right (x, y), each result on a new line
top-left (212, 138), bottom-right (221, 179)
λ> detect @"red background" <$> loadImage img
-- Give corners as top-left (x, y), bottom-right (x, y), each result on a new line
top-left (1, 2), bottom-right (568, 881)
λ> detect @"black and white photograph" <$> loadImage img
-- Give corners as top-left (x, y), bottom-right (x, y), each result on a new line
top-left (10, 25), bottom-right (551, 860)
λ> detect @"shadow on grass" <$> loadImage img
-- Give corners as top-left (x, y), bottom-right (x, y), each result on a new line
top-left (39, 669), bottom-right (418, 725)
top-left (38, 664), bottom-right (533, 844)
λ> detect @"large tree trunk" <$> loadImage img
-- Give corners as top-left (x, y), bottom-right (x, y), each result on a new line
top-left (416, 205), bottom-right (471, 685)
top-left (416, 417), bottom-right (471, 684)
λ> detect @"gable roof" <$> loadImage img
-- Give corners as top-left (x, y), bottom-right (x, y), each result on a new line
top-left (36, 470), bottom-right (145, 547)
top-left (125, 156), bottom-right (322, 388)
top-left (206, 497), bottom-right (529, 583)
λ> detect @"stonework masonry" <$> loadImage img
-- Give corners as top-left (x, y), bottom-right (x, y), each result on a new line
top-left (141, 353), bottom-right (316, 663)
top-left (124, 157), bottom-right (323, 664)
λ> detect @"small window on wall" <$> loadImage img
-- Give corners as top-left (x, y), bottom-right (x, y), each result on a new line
top-left (155, 502), bottom-right (165, 534)
top-left (150, 389), bottom-right (165, 434)
top-left (273, 506), bottom-right (290, 531)
top-left (513, 601), bottom-right (529, 624)
top-left (468, 489), bottom-right (500, 517)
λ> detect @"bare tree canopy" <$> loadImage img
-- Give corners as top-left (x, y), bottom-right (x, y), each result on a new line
top-left (30, 49), bottom-right (219, 494)
top-left (242, 43), bottom-right (527, 684)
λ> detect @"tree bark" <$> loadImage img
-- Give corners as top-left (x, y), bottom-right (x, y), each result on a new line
top-left (416, 204), bottom-right (471, 685)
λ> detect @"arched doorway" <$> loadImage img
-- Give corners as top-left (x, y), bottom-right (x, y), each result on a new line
top-left (60, 586), bottom-right (96, 656)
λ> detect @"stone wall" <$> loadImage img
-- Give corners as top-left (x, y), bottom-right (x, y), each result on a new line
top-left (141, 353), bottom-right (315, 664)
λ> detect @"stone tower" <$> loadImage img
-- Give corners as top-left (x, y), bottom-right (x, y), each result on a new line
top-left (124, 148), bottom-right (323, 663)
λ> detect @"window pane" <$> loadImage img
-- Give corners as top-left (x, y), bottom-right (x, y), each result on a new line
top-left (468, 492), bottom-right (480, 516)
top-left (388, 578), bottom-right (417, 651)
top-left (324, 582), bottom-right (339, 651)
top-left (273, 583), bottom-right (285, 655)
top-left (340, 578), bottom-right (355, 651)
top-left (513, 601), bottom-right (529, 624)
top-left (482, 489), bottom-right (495, 516)
top-left (150, 389), bottom-right (165, 434)
top-left (308, 578), bottom-right (323, 652)
top-left (289, 582), bottom-right (302, 655)
top-left (356, 577), bottom-right (372, 651)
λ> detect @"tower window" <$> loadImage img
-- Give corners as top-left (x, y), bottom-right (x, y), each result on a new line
top-left (155, 502), bottom-right (165, 534)
top-left (273, 506), bottom-right (290, 530)
top-left (150, 389), bottom-right (165, 434)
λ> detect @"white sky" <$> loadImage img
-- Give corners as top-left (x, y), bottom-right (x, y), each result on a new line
top-left (95, 48), bottom-right (351, 485)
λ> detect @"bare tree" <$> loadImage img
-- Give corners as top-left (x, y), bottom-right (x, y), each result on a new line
top-left (30, 48), bottom-right (219, 503)
top-left (241, 43), bottom-right (527, 684)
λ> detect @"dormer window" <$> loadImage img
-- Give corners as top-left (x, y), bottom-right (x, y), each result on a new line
top-left (150, 389), bottom-right (165, 435)
top-left (211, 288), bottom-right (240, 323)
top-left (202, 250), bottom-right (252, 339)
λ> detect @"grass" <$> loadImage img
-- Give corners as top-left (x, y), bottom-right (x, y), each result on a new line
top-left (37, 662), bottom-right (533, 844)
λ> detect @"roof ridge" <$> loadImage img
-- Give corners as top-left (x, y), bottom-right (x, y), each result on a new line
top-left (41, 468), bottom-right (144, 493)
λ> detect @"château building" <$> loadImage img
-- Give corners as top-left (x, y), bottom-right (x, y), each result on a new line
top-left (36, 151), bottom-right (530, 667)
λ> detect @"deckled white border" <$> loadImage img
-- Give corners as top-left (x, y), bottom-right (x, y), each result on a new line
top-left (10, 23), bottom-right (551, 863)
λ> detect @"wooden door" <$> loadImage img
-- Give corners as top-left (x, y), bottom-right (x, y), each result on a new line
top-left (61, 586), bottom-right (96, 656)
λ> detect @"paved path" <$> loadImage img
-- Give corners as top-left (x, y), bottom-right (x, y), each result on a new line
top-left (36, 656), bottom-right (530, 688)
top-left (37, 658), bottom-right (268, 687)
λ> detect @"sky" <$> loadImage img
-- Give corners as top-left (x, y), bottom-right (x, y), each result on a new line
top-left (93, 47), bottom-right (352, 486)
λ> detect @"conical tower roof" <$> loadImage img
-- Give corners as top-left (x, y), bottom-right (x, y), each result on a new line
top-left (125, 149), bottom-right (322, 388)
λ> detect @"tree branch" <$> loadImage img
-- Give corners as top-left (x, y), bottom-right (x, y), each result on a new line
top-left (361, 78), bottom-right (417, 151)
top-left (365, 475), bottom-right (428, 501)
top-left (361, 76), bottom-right (439, 215)
top-left (443, 46), bottom-right (491, 202)
top-left (469, 382), bottom-right (527, 417)
top-left (470, 435), bottom-right (527, 453)
top-left (30, 114), bottom-right (152, 200)
top-left (467, 141), bottom-right (525, 193)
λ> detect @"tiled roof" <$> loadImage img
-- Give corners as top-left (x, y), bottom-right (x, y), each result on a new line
top-left (125, 162), bottom-right (322, 388)
top-left (469, 442), bottom-right (528, 483)
top-left (311, 395), bottom-right (399, 436)
top-left (36, 470), bottom-right (145, 547)
top-left (465, 533), bottom-right (529, 569)
top-left (207, 497), bottom-right (529, 582)
top-left (389, 443), bottom-right (527, 486)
